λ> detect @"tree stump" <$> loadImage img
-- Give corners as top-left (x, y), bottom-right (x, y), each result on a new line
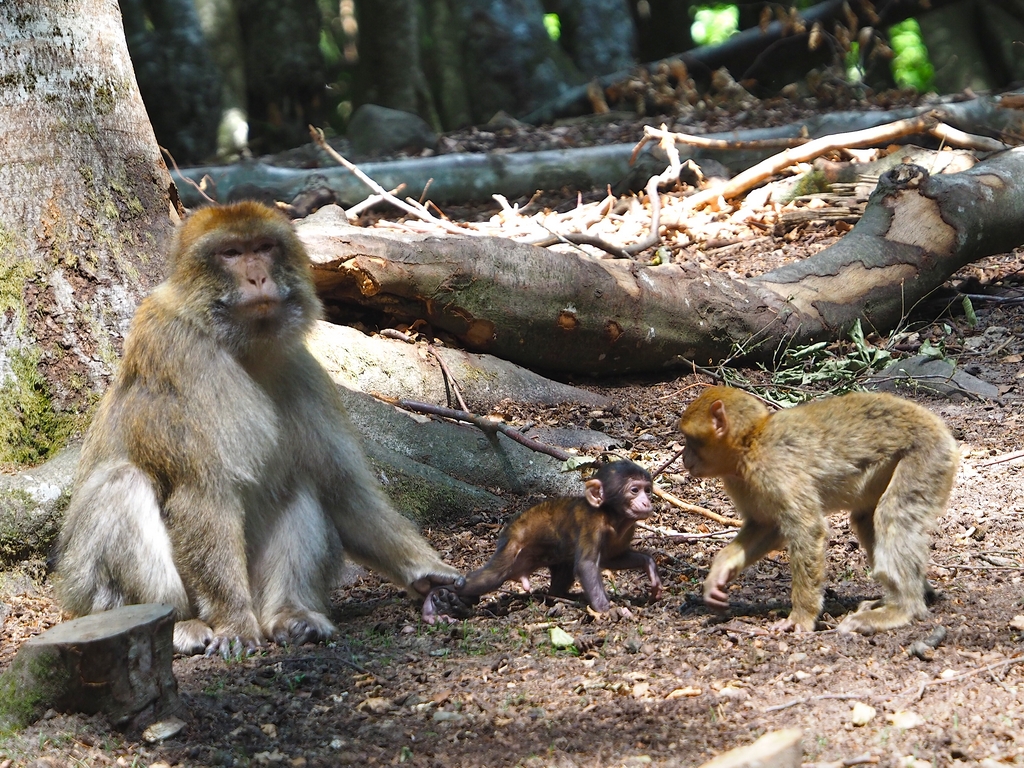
top-left (0, 603), bottom-right (181, 731)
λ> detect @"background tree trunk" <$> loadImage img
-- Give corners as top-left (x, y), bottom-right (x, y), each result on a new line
top-left (357, 0), bottom-right (421, 115)
top-left (121, 0), bottom-right (222, 164)
top-left (546, 0), bottom-right (636, 77)
top-left (193, 0), bottom-right (251, 158)
top-left (424, 0), bottom-right (472, 130)
top-left (239, 0), bottom-right (326, 152)
top-left (0, 0), bottom-right (173, 467)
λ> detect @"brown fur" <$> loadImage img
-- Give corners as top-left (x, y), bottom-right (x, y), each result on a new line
top-left (426, 461), bottom-right (661, 622)
top-left (677, 386), bottom-right (958, 634)
top-left (55, 201), bottom-right (459, 656)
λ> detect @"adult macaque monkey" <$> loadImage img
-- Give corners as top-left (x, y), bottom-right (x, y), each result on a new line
top-left (56, 201), bottom-right (460, 657)
top-left (423, 460), bottom-right (662, 624)
top-left (676, 386), bottom-right (958, 634)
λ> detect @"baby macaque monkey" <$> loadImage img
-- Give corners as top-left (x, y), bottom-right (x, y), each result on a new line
top-left (676, 386), bottom-right (958, 634)
top-left (423, 460), bottom-right (663, 623)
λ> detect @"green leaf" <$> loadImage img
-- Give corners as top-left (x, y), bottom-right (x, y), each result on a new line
top-left (919, 339), bottom-right (944, 359)
top-left (549, 627), bottom-right (576, 649)
top-left (962, 296), bottom-right (977, 327)
top-left (543, 13), bottom-right (561, 41)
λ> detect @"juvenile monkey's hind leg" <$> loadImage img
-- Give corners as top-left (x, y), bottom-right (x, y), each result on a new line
top-left (839, 462), bottom-right (940, 635)
top-left (252, 488), bottom-right (339, 646)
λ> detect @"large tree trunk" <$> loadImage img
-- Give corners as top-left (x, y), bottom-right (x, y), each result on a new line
top-left (302, 149), bottom-right (1024, 375)
top-left (0, 0), bottom-right (174, 467)
top-left (120, 0), bottom-right (222, 164)
top-left (356, 0), bottom-right (421, 115)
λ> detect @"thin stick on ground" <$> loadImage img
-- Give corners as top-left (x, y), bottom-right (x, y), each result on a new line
top-left (763, 692), bottom-right (875, 713)
top-left (381, 397), bottom-right (572, 462)
top-left (899, 655), bottom-right (1024, 702)
top-left (653, 485), bottom-right (741, 528)
top-left (651, 447), bottom-right (684, 479)
top-left (977, 449), bottom-right (1024, 467)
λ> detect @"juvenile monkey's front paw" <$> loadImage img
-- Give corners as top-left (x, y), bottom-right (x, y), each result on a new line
top-left (769, 617), bottom-right (814, 633)
top-left (703, 573), bottom-right (736, 612)
top-left (703, 591), bottom-right (731, 613)
top-left (586, 604), bottom-right (633, 621)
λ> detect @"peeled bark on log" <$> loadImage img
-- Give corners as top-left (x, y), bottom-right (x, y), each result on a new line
top-left (301, 148), bottom-right (1024, 375)
top-left (0, 604), bottom-right (181, 731)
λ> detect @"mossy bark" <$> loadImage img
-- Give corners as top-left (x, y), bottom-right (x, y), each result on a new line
top-left (0, 0), bottom-right (174, 468)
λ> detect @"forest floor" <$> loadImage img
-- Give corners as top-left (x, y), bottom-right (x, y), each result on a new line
top-left (2, 94), bottom-right (1024, 768)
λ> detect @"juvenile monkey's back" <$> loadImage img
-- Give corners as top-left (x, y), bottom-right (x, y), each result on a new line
top-left (763, 391), bottom-right (958, 469)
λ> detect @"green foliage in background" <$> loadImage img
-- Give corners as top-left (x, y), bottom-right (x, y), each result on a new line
top-left (691, 4), bottom-right (738, 47)
top-left (890, 19), bottom-right (934, 91)
top-left (544, 13), bottom-right (561, 42)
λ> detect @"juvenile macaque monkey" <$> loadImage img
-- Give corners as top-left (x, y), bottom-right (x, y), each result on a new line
top-left (676, 386), bottom-right (958, 634)
top-left (55, 201), bottom-right (460, 657)
top-left (423, 461), bottom-right (662, 623)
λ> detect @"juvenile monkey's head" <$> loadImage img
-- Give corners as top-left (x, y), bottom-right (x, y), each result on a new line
top-left (169, 201), bottom-right (321, 352)
top-left (584, 460), bottom-right (654, 520)
top-left (676, 386), bottom-right (769, 478)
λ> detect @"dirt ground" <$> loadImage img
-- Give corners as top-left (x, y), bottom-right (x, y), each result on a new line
top-left (3, 101), bottom-right (1024, 766)
top-left (2, 254), bottom-right (1023, 767)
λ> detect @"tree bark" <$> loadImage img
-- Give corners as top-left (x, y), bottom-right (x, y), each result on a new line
top-left (0, 0), bottom-right (174, 467)
top-left (302, 149), bottom-right (1024, 375)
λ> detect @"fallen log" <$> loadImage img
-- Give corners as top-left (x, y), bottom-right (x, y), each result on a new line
top-left (172, 143), bottom-right (639, 209)
top-left (301, 148), bottom-right (1024, 375)
top-left (171, 95), bottom-right (1024, 210)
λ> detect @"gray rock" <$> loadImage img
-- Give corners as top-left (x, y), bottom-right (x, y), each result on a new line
top-left (347, 104), bottom-right (437, 158)
top-left (866, 355), bottom-right (1000, 400)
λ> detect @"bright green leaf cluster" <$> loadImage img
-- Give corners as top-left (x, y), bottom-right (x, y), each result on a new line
top-left (543, 13), bottom-right (561, 42)
top-left (890, 19), bottom-right (934, 92)
top-left (691, 4), bottom-right (739, 47)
